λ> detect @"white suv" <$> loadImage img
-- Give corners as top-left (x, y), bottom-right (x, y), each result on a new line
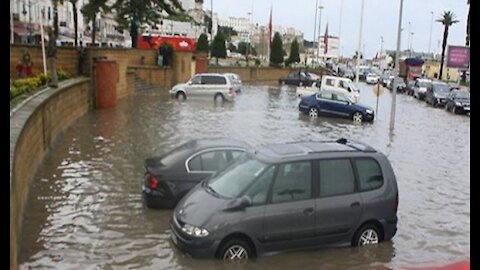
top-left (170, 73), bottom-right (236, 102)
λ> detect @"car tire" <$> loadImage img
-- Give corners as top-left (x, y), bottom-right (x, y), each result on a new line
top-left (433, 100), bottom-right (438, 108)
top-left (218, 239), bottom-right (253, 261)
top-left (309, 107), bottom-right (319, 118)
top-left (445, 104), bottom-right (449, 111)
top-left (352, 112), bottom-right (363, 123)
top-left (453, 106), bottom-right (457, 114)
top-left (352, 224), bottom-right (382, 247)
top-left (214, 93), bottom-right (225, 103)
top-left (176, 92), bottom-right (186, 100)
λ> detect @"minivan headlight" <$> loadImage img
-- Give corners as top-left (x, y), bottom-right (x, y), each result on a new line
top-left (182, 224), bottom-right (209, 237)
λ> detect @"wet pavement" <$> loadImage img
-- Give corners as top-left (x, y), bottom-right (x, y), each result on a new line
top-left (19, 83), bottom-right (470, 269)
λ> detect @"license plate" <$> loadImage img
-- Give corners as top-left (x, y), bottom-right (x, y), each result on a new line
top-left (171, 232), bottom-right (178, 245)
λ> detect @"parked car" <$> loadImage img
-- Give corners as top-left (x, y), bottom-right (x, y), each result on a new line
top-left (445, 90), bottom-right (470, 115)
top-left (387, 76), bottom-right (406, 93)
top-left (412, 78), bottom-right (432, 100)
top-left (366, 73), bottom-right (379, 84)
top-left (406, 80), bottom-right (416, 96)
top-left (224, 73), bottom-right (242, 93)
top-left (279, 71), bottom-right (317, 86)
top-left (343, 70), bottom-right (355, 80)
top-left (170, 138), bottom-right (399, 260)
top-left (380, 72), bottom-right (392, 87)
top-left (142, 138), bottom-right (250, 209)
top-left (169, 73), bottom-right (236, 102)
top-left (425, 81), bottom-right (450, 107)
top-left (298, 90), bottom-right (374, 123)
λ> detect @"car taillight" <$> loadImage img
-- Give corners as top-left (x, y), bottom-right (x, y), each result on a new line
top-left (148, 174), bottom-right (159, 189)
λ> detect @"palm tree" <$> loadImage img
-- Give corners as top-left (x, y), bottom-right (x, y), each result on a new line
top-left (436, 11), bottom-right (459, 80)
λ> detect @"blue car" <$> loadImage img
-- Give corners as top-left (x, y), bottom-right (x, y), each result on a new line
top-left (299, 90), bottom-right (374, 123)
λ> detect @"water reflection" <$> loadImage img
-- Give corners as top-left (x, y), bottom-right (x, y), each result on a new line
top-left (19, 83), bottom-right (469, 269)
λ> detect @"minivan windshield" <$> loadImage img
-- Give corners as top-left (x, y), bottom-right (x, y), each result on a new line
top-left (207, 155), bottom-right (269, 198)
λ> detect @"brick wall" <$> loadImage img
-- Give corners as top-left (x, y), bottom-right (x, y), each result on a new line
top-left (10, 78), bottom-right (91, 269)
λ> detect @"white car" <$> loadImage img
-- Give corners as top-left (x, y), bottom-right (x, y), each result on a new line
top-left (413, 78), bottom-right (432, 100)
top-left (224, 73), bottom-right (242, 93)
top-left (366, 73), bottom-right (380, 84)
top-left (169, 73), bottom-right (236, 102)
top-left (296, 82), bottom-right (320, 97)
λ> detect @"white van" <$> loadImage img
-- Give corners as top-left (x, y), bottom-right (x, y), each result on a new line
top-left (296, 75), bottom-right (361, 102)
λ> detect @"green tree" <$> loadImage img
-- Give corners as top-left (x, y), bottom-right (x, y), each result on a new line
top-left (81, 0), bottom-right (109, 46)
top-left (237, 41), bottom-right (256, 65)
top-left (218, 26), bottom-right (238, 42)
top-left (112, 0), bottom-right (184, 48)
top-left (437, 11), bottom-right (459, 80)
top-left (270, 32), bottom-right (284, 67)
top-left (211, 31), bottom-right (227, 64)
top-left (285, 38), bottom-right (300, 66)
top-left (196, 33), bottom-right (209, 53)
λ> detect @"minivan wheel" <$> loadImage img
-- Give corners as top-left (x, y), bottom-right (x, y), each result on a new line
top-left (352, 112), bottom-right (363, 123)
top-left (214, 93), bottom-right (225, 103)
top-left (219, 239), bottom-right (252, 261)
top-left (309, 107), bottom-right (319, 118)
top-left (176, 92), bottom-right (186, 100)
top-left (353, 224), bottom-right (381, 246)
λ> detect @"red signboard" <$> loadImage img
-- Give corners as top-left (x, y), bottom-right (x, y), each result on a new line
top-left (138, 35), bottom-right (196, 52)
top-left (447, 46), bottom-right (470, 69)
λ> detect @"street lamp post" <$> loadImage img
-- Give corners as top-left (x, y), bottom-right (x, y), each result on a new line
top-left (317, 5), bottom-right (324, 65)
top-left (380, 36), bottom-right (384, 70)
top-left (355, 0), bottom-right (365, 83)
top-left (390, 0), bottom-right (404, 132)
top-left (338, 0), bottom-right (344, 61)
top-left (428, 11), bottom-right (434, 56)
top-left (410, 32), bottom-right (414, 53)
top-left (247, 11), bottom-right (252, 67)
top-left (313, 0), bottom-right (318, 47)
top-left (407, 21), bottom-right (411, 52)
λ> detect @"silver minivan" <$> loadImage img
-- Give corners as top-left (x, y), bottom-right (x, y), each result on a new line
top-left (170, 73), bottom-right (236, 102)
top-left (170, 138), bottom-right (399, 260)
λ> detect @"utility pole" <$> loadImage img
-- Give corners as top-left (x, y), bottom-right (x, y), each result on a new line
top-left (390, 0), bottom-right (404, 132)
top-left (339, 0), bottom-right (344, 63)
top-left (428, 11), bottom-right (434, 56)
top-left (313, 0), bottom-right (318, 48)
top-left (247, 11), bottom-right (252, 67)
top-left (380, 36), bottom-right (384, 70)
top-left (355, 0), bottom-right (365, 83)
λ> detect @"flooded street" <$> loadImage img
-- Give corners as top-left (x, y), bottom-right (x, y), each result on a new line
top-left (19, 83), bottom-right (470, 269)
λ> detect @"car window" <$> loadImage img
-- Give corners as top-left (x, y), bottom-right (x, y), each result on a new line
top-left (188, 150), bottom-right (229, 172)
top-left (243, 165), bottom-right (275, 206)
top-left (339, 81), bottom-right (348, 90)
top-left (271, 161), bottom-right (312, 203)
top-left (318, 91), bottom-right (333, 100)
top-left (319, 159), bottom-right (355, 197)
top-left (333, 93), bottom-right (349, 103)
top-left (230, 150), bottom-right (246, 160)
top-left (354, 158), bottom-right (384, 191)
top-left (202, 75), bottom-right (226, 85)
top-left (190, 76), bottom-right (202, 84)
top-left (325, 78), bottom-right (335, 87)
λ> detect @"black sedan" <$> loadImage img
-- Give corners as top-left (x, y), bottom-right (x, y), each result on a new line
top-left (279, 71), bottom-right (317, 86)
top-left (445, 90), bottom-right (470, 115)
top-left (142, 138), bottom-right (249, 209)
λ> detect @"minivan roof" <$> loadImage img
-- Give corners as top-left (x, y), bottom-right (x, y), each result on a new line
top-left (253, 138), bottom-right (377, 163)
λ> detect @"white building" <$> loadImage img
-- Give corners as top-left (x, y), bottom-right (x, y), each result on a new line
top-left (318, 35), bottom-right (339, 60)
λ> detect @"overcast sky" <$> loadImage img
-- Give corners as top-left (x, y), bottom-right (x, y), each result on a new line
top-left (207, 0), bottom-right (469, 58)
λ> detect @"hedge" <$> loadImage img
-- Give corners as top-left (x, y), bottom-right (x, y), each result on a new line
top-left (10, 69), bottom-right (70, 101)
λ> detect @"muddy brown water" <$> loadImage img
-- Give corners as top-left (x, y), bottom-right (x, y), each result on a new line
top-left (19, 83), bottom-right (470, 269)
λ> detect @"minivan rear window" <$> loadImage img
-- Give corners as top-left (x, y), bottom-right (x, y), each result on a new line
top-left (354, 158), bottom-right (384, 191)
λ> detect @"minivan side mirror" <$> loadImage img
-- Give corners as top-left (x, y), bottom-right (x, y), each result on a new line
top-left (224, 196), bottom-right (252, 211)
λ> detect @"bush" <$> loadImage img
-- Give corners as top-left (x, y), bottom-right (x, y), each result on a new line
top-left (10, 69), bottom-right (70, 101)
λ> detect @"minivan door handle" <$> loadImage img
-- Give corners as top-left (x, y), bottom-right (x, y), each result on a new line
top-left (303, 207), bottom-right (314, 216)
top-left (350, 202), bottom-right (360, 208)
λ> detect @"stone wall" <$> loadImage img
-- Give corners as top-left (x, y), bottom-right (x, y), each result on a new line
top-left (10, 44), bottom-right (80, 77)
top-left (131, 65), bottom-right (174, 90)
top-left (10, 78), bottom-right (91, 269)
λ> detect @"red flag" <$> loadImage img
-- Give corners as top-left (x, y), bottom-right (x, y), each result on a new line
top-left (268, 6), bottom-right (272, 48)
top-left (323, 23), bottom-right (328, 54)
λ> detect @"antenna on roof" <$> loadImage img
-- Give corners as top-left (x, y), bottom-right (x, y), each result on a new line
top-left (336, 138), bottom-right (348, 144)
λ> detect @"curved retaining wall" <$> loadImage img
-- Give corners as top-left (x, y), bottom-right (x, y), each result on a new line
top-left (10, 78), bottom-right (92, 269)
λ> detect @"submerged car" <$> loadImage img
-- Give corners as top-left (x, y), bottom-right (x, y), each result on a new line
top-left (445, 90), bottom-right (470, 115)
top-left (279, 71), bottom-right (317, 86)
top-left (425, 81), bottom-right (450, 107)
top-left (298, 90), bottom-right (374, 123)
top-left (142, 138), bottom-right (249, 209)
top-left (169, 73), bottom-right (236, 102)
top-left (170, 138), bottom-right (399, 260)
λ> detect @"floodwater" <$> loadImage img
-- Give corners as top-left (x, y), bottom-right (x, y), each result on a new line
top-left (19, 83), bottom-right (470, 269)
